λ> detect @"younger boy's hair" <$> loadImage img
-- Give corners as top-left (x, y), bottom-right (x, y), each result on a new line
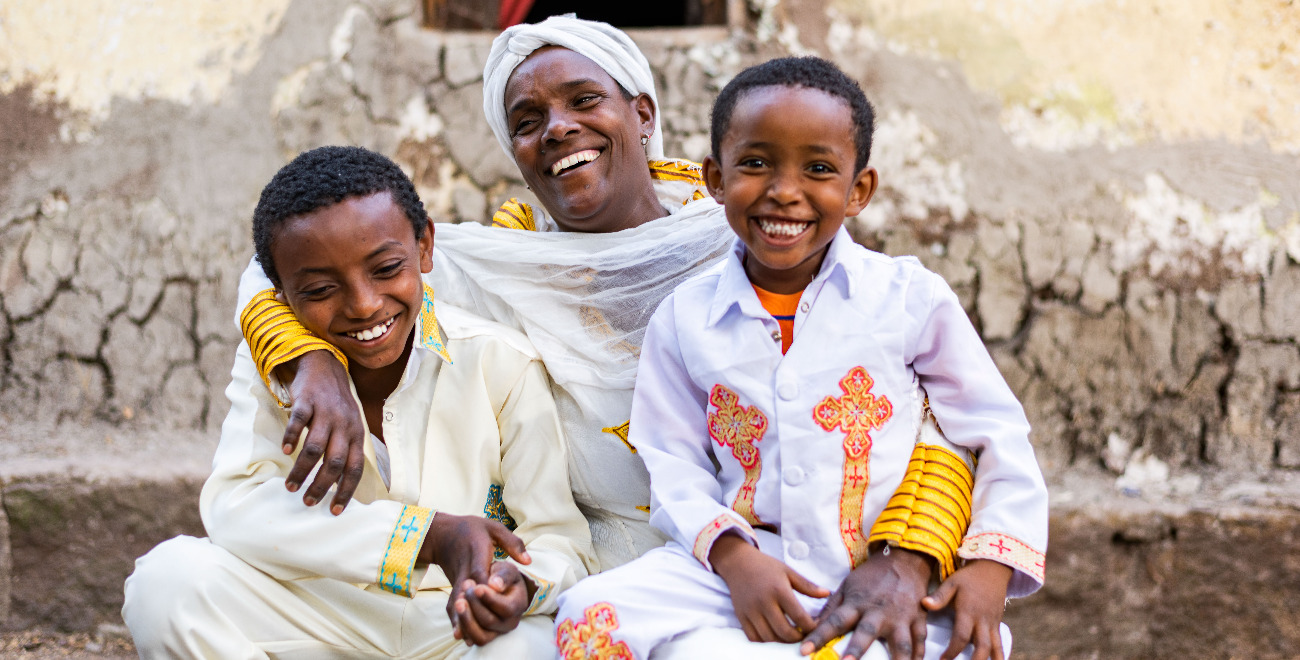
top-left (253, 145), bottom-right (427, 288)
top-left (710, 56), bottom-right (875, 173)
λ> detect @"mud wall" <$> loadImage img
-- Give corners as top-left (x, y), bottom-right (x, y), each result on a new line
top-left (2, 0), bottom-right (1298, 484)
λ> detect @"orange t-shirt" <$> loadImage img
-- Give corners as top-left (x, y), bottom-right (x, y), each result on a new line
top-left (752, 284), bottom-right (803, 354)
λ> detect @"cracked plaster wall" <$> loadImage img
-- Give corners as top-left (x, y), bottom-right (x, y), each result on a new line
top-left (2, 0), bottom-right (1298, 490)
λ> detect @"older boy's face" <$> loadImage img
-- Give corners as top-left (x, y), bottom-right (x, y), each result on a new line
top-left (704, 85), bottom-right (877, 294)
top-left (273, 192), bottom-right (433, 375)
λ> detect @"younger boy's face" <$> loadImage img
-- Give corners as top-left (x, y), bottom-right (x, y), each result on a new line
top-left (272, 192), bottom-right (434, 374)
top-left (704, 85), bottom-right (877, 294)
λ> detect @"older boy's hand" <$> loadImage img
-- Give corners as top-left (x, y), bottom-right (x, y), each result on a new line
top-left (279, 350), bottom-right (367, 515)
top-left (452, 562), bottom-right (533, 646)
top-left (801, 546), bottom-right (932, 660)
top-left (420, 513), bottom-right (530, 637)
top-left (710, 533), bottom-right (830, 643)
top-left (921, 559), bottom-right (1012, 660)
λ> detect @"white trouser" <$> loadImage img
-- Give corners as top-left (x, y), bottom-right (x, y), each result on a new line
top-left (557, 543), bottom-right (1010, 660)
top-left (122, 536), bottom-right (555, 660)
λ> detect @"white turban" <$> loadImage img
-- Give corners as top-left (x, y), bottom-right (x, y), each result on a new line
top-left (482, 15), bottom-right (664, 162)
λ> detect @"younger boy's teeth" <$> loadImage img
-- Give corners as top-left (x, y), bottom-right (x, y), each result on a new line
top-left (347, 317), bottom-right (394, 341)
top-left (550, 149), bottom-right (600, 175)
top-left (757, 219), bottom-right (811, 237)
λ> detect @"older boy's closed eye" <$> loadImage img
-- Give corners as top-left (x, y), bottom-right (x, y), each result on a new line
top-left (552, 57), bottom-right (1048, 660)
top-left (123, 146), bottom-right (594, 658)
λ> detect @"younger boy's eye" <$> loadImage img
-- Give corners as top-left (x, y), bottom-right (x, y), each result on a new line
top-left (808, 163), bottom-right (834, 174)
top-left (738, 157), bottom-right (767, 169)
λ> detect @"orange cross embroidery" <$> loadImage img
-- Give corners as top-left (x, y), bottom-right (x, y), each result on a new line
top-left (556, 603), bottom-right (635, 660)
top-left (813, 366), bottom-right (893, 566)
top-left (708, 384), bottom-right (768, 527)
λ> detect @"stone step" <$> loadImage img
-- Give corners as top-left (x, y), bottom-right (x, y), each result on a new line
top-left (3, 455), bottom-right (1298, 659)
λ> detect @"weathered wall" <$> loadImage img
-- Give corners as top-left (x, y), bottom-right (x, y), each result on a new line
top-left (2, 0), bottom-right (1299, 653)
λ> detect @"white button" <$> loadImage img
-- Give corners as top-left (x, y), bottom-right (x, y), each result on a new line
top-left (799, 301), bottom-right (810, 313)
top-left (770, 329), bottom-right (782, 342)
top-left (783, 466), bottom-right (805, 486)
top-left (788, 540), bottom-right (810, 560)
top-left (777, 382), bottom-right (798, 400)
top-left (383, 411), bottom-right (394, 422)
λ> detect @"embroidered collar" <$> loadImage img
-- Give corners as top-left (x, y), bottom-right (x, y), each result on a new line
top-left (417, 283), bottom-right (452, 364)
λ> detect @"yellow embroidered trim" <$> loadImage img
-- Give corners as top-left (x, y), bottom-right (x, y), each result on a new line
top-left (707, 384), bottom-right (768, 527)
top-left (868, 443), bottom-right (973, 579)
top-left (556, 602), bottom-right (635, 659)
top-left (810, 636), bottom-right (846, 660)
top-left (959, 532), bottom-right (1046, 584)
top-left (601, 420), bottom-right (636, 453)
top-left (579, 305), bottom-right (640, 362)
top-left (483, 483), bottom-right (517, 559)
top-left (491, 198), bottom-right (538, 231)
top-left (688, 189), bottom-right (706, 203)
top-left (635, 505), bottom-right (650, 514)
top-left (813, 367), bottom-right (894, 568)
top-left (378, 504), bottom-right (435, 596)
top-left (648, 159), bottom-right (704, 184)
top-left (525, 575), bottom-right (556, 615)
top-left (418, 283), bottom-right (452, 363)
top-left (240, 290), bottom-right (348, 407)
top-left (692, 513), bottom-right (754, 567)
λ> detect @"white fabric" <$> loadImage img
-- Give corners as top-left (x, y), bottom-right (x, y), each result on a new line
top-left (631, 228), bottom-right (1049, 599)
top-left (124, 536), bottom-right (557, 660)
top-left (482, 14), bottom-right (664, 161)
top-left (556, 543), bottom-right (1009, 660)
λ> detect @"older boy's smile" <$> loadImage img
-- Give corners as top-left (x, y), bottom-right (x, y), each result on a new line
top-left (343, 316), bottom-right (397, 343)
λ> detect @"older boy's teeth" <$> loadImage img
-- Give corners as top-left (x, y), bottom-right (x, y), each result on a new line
top-left (347, 318), bottom-right (393, 341)
top-left (757, 219), bottom-right (811, 237)
top-left (550, 149), bottom-right (600, 175)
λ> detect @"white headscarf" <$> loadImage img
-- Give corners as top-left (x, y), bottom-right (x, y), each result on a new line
top-left (482, 15), bottom-right (665, 162)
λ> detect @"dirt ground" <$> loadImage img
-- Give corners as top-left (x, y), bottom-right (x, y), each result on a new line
top-left (0, 630), bottom-right (135, 660)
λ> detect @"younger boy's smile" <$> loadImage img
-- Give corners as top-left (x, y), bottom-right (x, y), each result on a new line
top-left (704, 85), bottom-right (877, 294)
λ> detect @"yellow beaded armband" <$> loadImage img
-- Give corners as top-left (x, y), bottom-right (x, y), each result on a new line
top-left (239, 289), bottom-right (347, 407)
top-left (867, 443), bottom-right (974, 579)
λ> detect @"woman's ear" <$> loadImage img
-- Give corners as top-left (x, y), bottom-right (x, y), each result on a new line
top-left (633, 93), bottom-right (656, 142)
top-left (702, 155), bottom-right (724, 203)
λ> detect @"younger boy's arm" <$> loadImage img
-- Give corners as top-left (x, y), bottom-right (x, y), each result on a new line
top-left (200, 342), bottom-right (432, 596)
top-left (235, 257), bottom-right (368, 514)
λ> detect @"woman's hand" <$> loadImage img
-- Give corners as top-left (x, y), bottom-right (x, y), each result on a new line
top-left (921, 559), bottom-right (1012, 660)
top-left (419, 513), bottom-right (531, 640)
top-left (452, 561), bottom-right (534, 646)
top-left (710, 533), bottom-right (829, 643)
top-left (801, 546), bottom-right (933, 660)
top-left (279, 350), bottom-right (367, 515)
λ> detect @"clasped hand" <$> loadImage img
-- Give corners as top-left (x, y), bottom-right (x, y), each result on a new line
top-left (420, 513), bottom-right (535, 646)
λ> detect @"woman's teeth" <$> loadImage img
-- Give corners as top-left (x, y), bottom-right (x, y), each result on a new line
top-left (347, 317), bottom-right (395, 341)
top-left (757, 219), bottom-right (812, 237)
top-left (550, 149), bottom-right (600, 175)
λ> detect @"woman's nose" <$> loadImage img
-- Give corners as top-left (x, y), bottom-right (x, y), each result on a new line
top-left (542, 109), bottom-right (580, 143)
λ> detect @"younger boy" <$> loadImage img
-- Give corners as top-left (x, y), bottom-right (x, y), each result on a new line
top-left (553, 58), bottom-right (1047, 660)
top-left (123, 146), bottom-right (594, 658)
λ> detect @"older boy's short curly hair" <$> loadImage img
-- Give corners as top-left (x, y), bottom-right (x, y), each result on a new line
top-left (710, 56), bottom-right (876, 173)
top-left (253, 146), bottom-right (427, 287)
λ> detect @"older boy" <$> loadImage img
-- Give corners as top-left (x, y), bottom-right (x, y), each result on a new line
top-left (123, 146), bottom-right (593, 659)
top-left (553, 58), bottom-right (1047, 660)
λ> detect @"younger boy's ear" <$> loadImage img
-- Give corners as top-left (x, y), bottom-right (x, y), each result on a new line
top-left (419, 217), bottom-right (435, 274)
top-left (845, 166), bottom-right (879, 217)
top-left (702, 155), bottom-right (725, 204)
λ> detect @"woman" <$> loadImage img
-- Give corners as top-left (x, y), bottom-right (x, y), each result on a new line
top-left (237, 16), bottom-right (976, 658)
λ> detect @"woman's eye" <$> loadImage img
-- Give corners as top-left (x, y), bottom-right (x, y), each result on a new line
top-left (574, 94), bottom-right (600, 106)
top-left (513, 119), bottom-right (535, 135)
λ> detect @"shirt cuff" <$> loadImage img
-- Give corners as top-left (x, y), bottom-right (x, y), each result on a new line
top-left (377, 505), bottom-right (435, 597)
top-left (958, 531), bottom-right (1045, 597)
top-left (691, 513), bottom-right (757, 571)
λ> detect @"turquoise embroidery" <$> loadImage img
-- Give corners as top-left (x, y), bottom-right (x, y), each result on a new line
top-left (483, 483), bottom-right (518, 559)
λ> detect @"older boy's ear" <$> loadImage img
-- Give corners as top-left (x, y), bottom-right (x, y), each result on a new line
top-left (419, 217), bottom-right (435, 274)
top-left (702, 155), bottom-right (725, 203)
top-left (846, 166), bottom-right (879, 217)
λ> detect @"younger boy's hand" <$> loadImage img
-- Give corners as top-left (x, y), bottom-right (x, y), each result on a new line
top-left (709, 533), bottom-right (830, 643)
top-left (921, 559), bottom-right (1012, 660)
top-left (452, 561), bottom-right (533, 646)
top-left (279, 350), bottom-right (367, 515)
top-left (419, 513), bottom-right (530, 636)
top-left (801, 546), bottom-right (932, 660)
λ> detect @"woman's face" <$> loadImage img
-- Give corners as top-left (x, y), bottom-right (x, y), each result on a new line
top-left (504, 47), bottom-right (656, 233)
